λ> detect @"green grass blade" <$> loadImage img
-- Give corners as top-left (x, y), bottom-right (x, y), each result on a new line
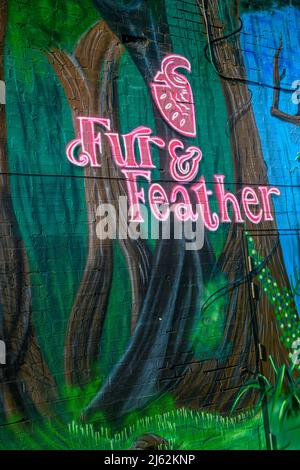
top-left (230, 384), bottom-right (261, 416)
top-left (273, 365), bottom-right (286, 406)
top-left (278, 398), bottom-right (290, 427)
top-left (257, 373), bottom-right (271, 389)
top-left (269, 355), bottom-right (279, 376)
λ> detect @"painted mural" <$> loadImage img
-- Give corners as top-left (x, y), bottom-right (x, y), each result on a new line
top-left (0, 0), bottom-right (300, 450)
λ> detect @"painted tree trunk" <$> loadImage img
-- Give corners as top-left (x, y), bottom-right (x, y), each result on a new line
top-left (82, 0), bottom-right (215, 421)
top-left (48, 21), bottom-right (151, 385)
top-left (173, 0), bottom-right (291, 413)
top-left (0, 0), bottom-right (57, 419)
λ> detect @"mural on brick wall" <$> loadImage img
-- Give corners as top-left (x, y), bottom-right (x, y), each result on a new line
top-left (0, 0), bottom-right (300, 450)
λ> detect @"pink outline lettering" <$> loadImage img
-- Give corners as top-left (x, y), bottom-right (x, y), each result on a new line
top-left (106, 127), bottom-right (164, 169)
top-left (122, 169), bottom-right (151, 223)
top-left (168, 139), bottom-right (202, 182)
top-left (242, 187), bottom-right (263, 224)
top-left (192, 177), bottom-right (219, 231)
top-left (170, 185), bottom-right (198, 222)
top-left (259, 186), bottom-right (281, 221)
top-left (214, 175), bottom-right (244, 223)
top-left (149, 184), bottom-right (170, 222)
top-left (65, 53), bottom-right (282, 233)
top-left (66, 117), bottom-right (111, 167)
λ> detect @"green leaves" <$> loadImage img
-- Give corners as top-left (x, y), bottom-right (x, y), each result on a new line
top-left (231, 355), bottom-right (300, 433)
top-left (8, 0), bottom-right (99, 53)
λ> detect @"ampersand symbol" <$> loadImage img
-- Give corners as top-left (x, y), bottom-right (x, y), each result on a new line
top-left (168, 139), bottom-right (202, 182)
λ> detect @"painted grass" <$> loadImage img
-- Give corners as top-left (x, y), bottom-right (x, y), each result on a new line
top-left (67, 409), bottom-right (266, 450)
top-left (1, 406), bottom-right (299, 450)
top-left (0, 408), bottom-right (265, 450)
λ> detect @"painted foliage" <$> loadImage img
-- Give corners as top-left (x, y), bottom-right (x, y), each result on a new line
top-left (0, 0), bottom-right (299, 450)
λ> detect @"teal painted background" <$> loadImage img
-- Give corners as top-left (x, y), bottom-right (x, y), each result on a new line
top-left (0, 0), bottom-right (299, 450)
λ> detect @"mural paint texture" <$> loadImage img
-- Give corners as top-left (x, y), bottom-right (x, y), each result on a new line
top-left (0, 0), bottom-right (300, 450)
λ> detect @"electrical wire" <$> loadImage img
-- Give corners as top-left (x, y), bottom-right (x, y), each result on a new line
top-left (0, 171), bottom-right (299, 188)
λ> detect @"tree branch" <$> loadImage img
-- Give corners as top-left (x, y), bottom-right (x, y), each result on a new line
top-left (47, 49), bottom-right (89, 116)
top-left (271, 41), bottom-right (300, 125)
